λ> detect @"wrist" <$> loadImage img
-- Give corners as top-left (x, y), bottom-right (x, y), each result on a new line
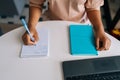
top-left (28, 22), bottom-right (37, 29)
top-left (93, 25), bottom-right (105, 33)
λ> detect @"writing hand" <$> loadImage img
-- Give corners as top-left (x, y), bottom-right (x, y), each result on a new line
top-left (22, 28), bottom-right (39, 45)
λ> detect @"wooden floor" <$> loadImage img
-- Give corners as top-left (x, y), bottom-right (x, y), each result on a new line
top-left (0, 23), bottom-right (22, 35)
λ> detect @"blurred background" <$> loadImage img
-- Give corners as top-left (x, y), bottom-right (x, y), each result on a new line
top-left (0, 0), bottom-right (120, 40)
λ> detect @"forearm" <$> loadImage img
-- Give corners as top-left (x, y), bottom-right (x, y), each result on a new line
top-left (87, 10), bottom-right (105, 33)
top-left (28, 6), bottom-right (42, 29)
top-left (87, 10), bottom-right (111, 50)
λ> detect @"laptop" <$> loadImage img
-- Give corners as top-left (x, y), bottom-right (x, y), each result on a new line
top-left (62, 56), bottom-right (120, 80)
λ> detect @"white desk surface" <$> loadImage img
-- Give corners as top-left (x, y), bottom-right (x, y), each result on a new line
top-left (0, 21), bottom-right (120, 80)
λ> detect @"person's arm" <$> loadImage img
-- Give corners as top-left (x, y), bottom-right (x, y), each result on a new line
top-left (22, 6), bottom-right (41, 45)
top-left (28, 6), bottom-right (42, 30)
top-left (22, 0), bottom-right (45, 45)
top-left (87, 10), bottom-right (111, 50)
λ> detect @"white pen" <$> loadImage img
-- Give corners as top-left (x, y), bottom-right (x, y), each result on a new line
top-left (21, 18), bottom-right (35, 42)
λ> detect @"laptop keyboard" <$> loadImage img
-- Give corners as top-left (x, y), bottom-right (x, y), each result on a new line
top-left (66, 71), bottom-right (120, 80)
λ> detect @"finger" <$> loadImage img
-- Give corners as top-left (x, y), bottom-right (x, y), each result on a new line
top-left (27, 36), bottom-right (37, 45)
top-left (96, 38), bottom-right (99, 50)
top-left (24, 35), bottom-right (36, 45)
top-left (105, 39), bottom-right (111, 50)
top-left (103, 37), bottom-right (111, 50)
top-left (22, 36), bottom-right (28, 45)
top-left (25, 40), bottom-right (36, 45)
top-left (97, 41), bottom-right (106, 51)
top-left (98, 40), bottom-right (107, 51)
top-left (26, 41), bottom-right (36, 45)
top-left (22, 32), bottom-right (29, 43)
top-left (98, 47), bottom-right (105, 51)
top-left (33, 34), bottom-right (39, 42)
top-left (103, 40), bottom-right (108, 50)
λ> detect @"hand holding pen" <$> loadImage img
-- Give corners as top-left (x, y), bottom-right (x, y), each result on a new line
top-left (21, 18), bottom-right (39, 45)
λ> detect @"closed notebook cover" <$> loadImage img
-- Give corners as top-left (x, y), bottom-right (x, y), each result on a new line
top-left (69, 25), bottom-right (98, 55)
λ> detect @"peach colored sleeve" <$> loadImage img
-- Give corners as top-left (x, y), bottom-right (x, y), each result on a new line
top-left (29, 0), bottom-right (45, 9)
top-left (85, 0), bottom-right (104, 11)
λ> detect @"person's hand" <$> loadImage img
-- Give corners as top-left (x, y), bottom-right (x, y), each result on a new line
top-left (22, 27), bottom-right (39, 45)
top-left (95, 31), bottom-right (111, 51)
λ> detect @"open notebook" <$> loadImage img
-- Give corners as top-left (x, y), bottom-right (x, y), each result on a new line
top-left (69, 24), bottom-right (98, 55)
top-left (20, 28), bottom-right (49, 58)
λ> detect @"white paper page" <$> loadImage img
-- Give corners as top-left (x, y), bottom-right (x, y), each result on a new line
top-left (20, 28), bottom-right (48, 58)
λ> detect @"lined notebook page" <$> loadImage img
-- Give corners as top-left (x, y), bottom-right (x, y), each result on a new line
top-left (20, 28), bottom-right (48, 58)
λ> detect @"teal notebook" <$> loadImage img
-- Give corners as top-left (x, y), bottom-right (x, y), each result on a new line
top-left (69, 24), bottom-right (98, 55)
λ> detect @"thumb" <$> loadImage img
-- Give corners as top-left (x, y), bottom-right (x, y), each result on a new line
top-left (33, 33), bottom-right (39, 42)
